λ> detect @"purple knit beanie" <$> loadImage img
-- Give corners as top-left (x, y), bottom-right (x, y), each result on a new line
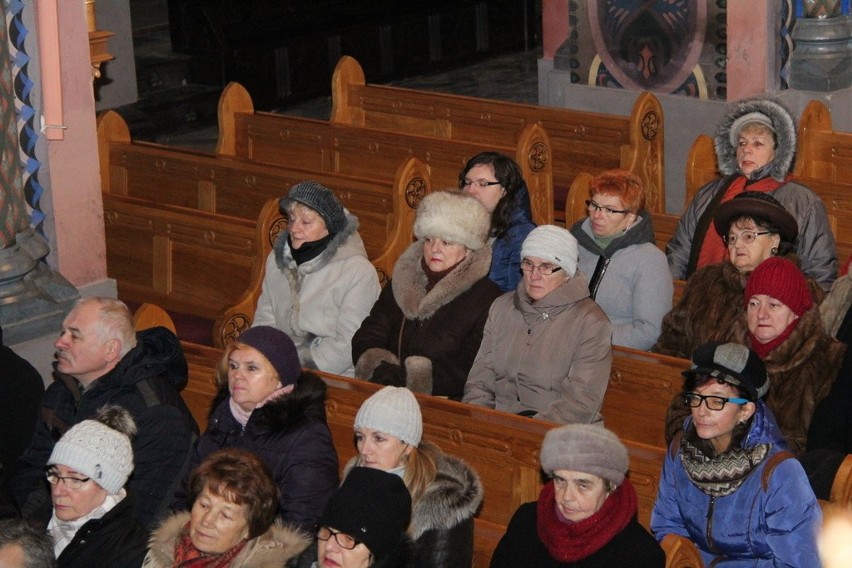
top-left (239, 326), bottom-right (302, 386)
top-left (744, 256), bottom-right (813, 317)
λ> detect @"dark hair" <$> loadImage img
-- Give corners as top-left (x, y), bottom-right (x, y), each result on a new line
top-left (459, 152), bottom-right (525, 239)
top-left (187, 448), bottom-right (279, 539)
top-left (725, 214), bottom-right (796, 257)
top-left (0, 518), bottom-right (56, 568)
top-left (683, 375), bottom-right (753, 457)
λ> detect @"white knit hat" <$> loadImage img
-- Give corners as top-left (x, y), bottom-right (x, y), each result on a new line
top-left (521, 225), bottom-right (579, 277)
top-left (413, 191), bottom-right (490, 250)
top-left (354, 386), bottom-right (423, 446)
top-left (48, 411), bottom-right (135, 494)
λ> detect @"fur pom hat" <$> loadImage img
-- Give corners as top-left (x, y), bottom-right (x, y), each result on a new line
top-left (48, 405), bottom-right (137, 494)
top-left (521, 225), bottom-right (579, 277)
top-left (354, 386), bottom-right (423, 446)
top-left (714, 97), bottom-right (796, 181)
top-left (539, 424), bottom-right (628, 486)
top-left (413, 191), bottom-right (490, 250)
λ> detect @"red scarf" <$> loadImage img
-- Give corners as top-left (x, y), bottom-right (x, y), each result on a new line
top-left (749, 318), bottom-right (800, 359)
top-left (536, 478), bottom-right (637, 563)
top-left (696, 174), bottom-right (792, 270)
top-left (173, 522), bottom-right (248, 568)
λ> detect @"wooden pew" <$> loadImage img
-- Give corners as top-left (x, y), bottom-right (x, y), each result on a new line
top-left (329, 55), bottom-right (665, 220)
top-left (215, 82), bottom-right (555, 226)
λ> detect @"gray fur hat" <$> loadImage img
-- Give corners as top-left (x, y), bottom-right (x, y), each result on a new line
top-left (521, 225), bottom-right (579, 277)
top-left (280, 181), bottom-right (347, 235)
top-left (714, 97), bottom-right (796, 182)
top-left (354, 386), bottom-right (423, 446)
top-left (540, 424), bottom-right (628, 486)
top-left (48, 405), bottom-right (137, 494)
top-left (413, 191), bottom-right (490, 250)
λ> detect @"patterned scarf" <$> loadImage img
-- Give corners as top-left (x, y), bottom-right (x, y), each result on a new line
top-left (680, 435), bottom-right (770, 497)
top-left (536, 479), bottom-right (637, 563)
top-left (173, 522), bottom-right (248, 568)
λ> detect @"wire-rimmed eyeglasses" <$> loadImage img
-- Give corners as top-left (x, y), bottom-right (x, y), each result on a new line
top-left (683, 392), bottom-right (749, 411)
top-left (520, 259), bottom-right (562, 276)
top-left (723, 230), bottom-right (771, 246)
top-left (45, 469), bottom-right (92, 489)
top-left (585, 199), bottom-right (629, 217)
top-left (317, 526), bottom-right (362, 550)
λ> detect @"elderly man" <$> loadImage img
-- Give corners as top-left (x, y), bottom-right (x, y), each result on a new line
top-left (9, 297), bottom-right (197, 529)
top-left (0, 519), bottom-right (55, 568)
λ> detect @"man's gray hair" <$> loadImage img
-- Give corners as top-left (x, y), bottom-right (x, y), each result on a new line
top-left (74, 297), bottom-right (137, 356)
top-left (0, 518), bottom-right (56, 568)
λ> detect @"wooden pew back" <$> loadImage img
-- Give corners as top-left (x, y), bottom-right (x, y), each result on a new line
top-left (329, 55), bottom-right (665, 216)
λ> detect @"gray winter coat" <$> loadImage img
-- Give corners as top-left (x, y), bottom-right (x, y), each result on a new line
top-left (571, 212), bottom-right (671, 350)
top-left (667, 97), bottom-right (837, 289)
top-left (254, 210), bottom-right (380, 376)
top-left (463, 274), bottom-right (612, 424)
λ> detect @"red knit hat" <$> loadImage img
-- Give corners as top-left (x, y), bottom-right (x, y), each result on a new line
top-left (744, 257), bottom-right (813, 316)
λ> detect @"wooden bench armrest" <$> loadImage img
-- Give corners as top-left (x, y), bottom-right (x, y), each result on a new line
top-left (830, 454), bottom-right (852, 507)
top-left (133, 303), bottom-right (176, 334)
top-left (623, 91), bottom-right (665, 213)
top-left (661, 534), bottom-right (704, 568)
top-left (216, 82), bottom-right (254, 156)
top-left (213, 198), bottom-right (284, 347)
top-left (564, 172), bottom-right (594, 227)
top-left (684, 134), bottom-right (717, 211)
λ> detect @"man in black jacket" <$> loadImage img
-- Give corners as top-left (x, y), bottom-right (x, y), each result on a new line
top-left (9, 297), bottom-right (198, 530)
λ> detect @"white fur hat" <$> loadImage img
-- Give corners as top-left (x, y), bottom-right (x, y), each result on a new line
top-left (521, 225), bottom-right (579, 277)
top-left (354, 386), bottom-right (423, 446)
top-left (413, 191), bottom-right (490, 250)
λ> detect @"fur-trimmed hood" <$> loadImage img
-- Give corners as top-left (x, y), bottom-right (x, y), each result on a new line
top-left (391, 240), bottom-right (492, 320)
top-left (143, 512), bottom-right (311, 568)
top-left (343, 449), bottom-right (483, 540)
top-left (715, 97), bottom-right (797, 182)
top-left (209, 371), bottom-right (328, 433)
top-left (274, 209), bottom-right (365, 274)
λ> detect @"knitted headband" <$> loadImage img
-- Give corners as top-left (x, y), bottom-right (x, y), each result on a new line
top-left (539, 424), bottom-right (628, 486)
top-left (354, 386), bottom-right (423, 446)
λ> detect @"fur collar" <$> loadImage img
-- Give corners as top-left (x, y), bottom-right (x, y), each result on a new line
top-left (714, 97), bottom-right (796, 182)
top-left (391, 241), bottom-right (492, 320)
top-left (145, 512), bottom-right (310, 568)
top-left (209, 372), bottom-right (328, 433)
top-left (274, 211), bottom-right (359, 274)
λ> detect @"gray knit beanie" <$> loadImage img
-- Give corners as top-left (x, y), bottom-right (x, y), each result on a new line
top-left (413, 191), bottom-right (490, 250)
top-left (354, 386), bottom-right (423, 446)
top-left (280, 181), bottom-right (347, 235)
top-left (521, 225), bottom-right (579, 277)
top-left (48, 406), bottom-right (136, 494)
top-left (540, 424), bottom-right (628, 486)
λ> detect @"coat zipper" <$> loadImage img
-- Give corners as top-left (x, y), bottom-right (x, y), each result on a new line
top-left (706, 495), bottom-right (719, 554)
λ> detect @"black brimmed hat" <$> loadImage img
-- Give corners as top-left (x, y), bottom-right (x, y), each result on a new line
top-left (713, 191), bottom-right (798, 243)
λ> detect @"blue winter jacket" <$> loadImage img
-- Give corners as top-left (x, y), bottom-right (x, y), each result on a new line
top-left (651, 402), bottom-right (821, 567)
top-left (489, 183), bottom-right (536, 292)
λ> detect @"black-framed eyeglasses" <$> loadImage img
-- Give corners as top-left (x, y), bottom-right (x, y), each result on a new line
top-left (520, 259), bottom-right (563, 276)
top-left (45, 469), bottom-right (92, 489)
top-left (723, 230), bottom-right (771, 246)
top-left (683, 392), bottom-right (749, 411)
top-left (317, 526), bottom-right (362, 550)
top-left (460, 179), bottom-right (501, 189)
top-left (585, 200), bottom-right (629, 217)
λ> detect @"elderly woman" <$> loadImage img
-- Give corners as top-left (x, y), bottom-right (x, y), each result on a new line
top-left (146, 448), bottom-right (310, 567)
top-left (253, 181), bottom-right (380, 376)
top-left (291, 467), bottom-right (413, 568)
top-left (654, 191), bottom-right (808, 359)
top-left (667, 96), bottom-right (836, 289)
top-left (459, 152), bottom-right (536, 292)
top-left (352, 190), bottom-right (501, 398)
top-left (492, 424), bottom-right (664, 567)
top-left (652, 342), bottom-right (822, 566)
top-left (344, 386), bottom-right (482, 568)
top-left (570, 169), bottom-right (671, 350)
top-left (744, 257), bottom-right (847, 498)
top-left (46, 405), bottom-right (147, 568)
top-left (174, 326), bottom-right (338, 529)
top-left (463, 225), bottom-right (612, 423)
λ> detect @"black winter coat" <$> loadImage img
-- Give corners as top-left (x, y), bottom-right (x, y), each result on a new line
top-left (56, 492), bottom-right (148, 568)
top-left (490, 502), bottom-right (664, 568)
top-left (174, 372), bottom-right (339, 530)
top-left (0, 343), bottom-right (43, 489)
top-left (10, 327), bottom-right (198, 530)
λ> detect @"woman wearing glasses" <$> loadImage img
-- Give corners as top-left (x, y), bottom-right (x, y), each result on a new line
top-left (46, 405), bottom-right (148, 568)
top-left (352, 191), bottom-right (501, 399)
top-left (458, 152), bottom-right (536, 292)
top-left (569, 169), bottom-right (671, 350)
top-left (651, 342), bottom-right (821, 566)
top-left (464, 226), bottom-right (612, 423)
top-left (654, 191), bottom-right (806, 359)
top-left (144, 448), bottom-right (311, 568)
